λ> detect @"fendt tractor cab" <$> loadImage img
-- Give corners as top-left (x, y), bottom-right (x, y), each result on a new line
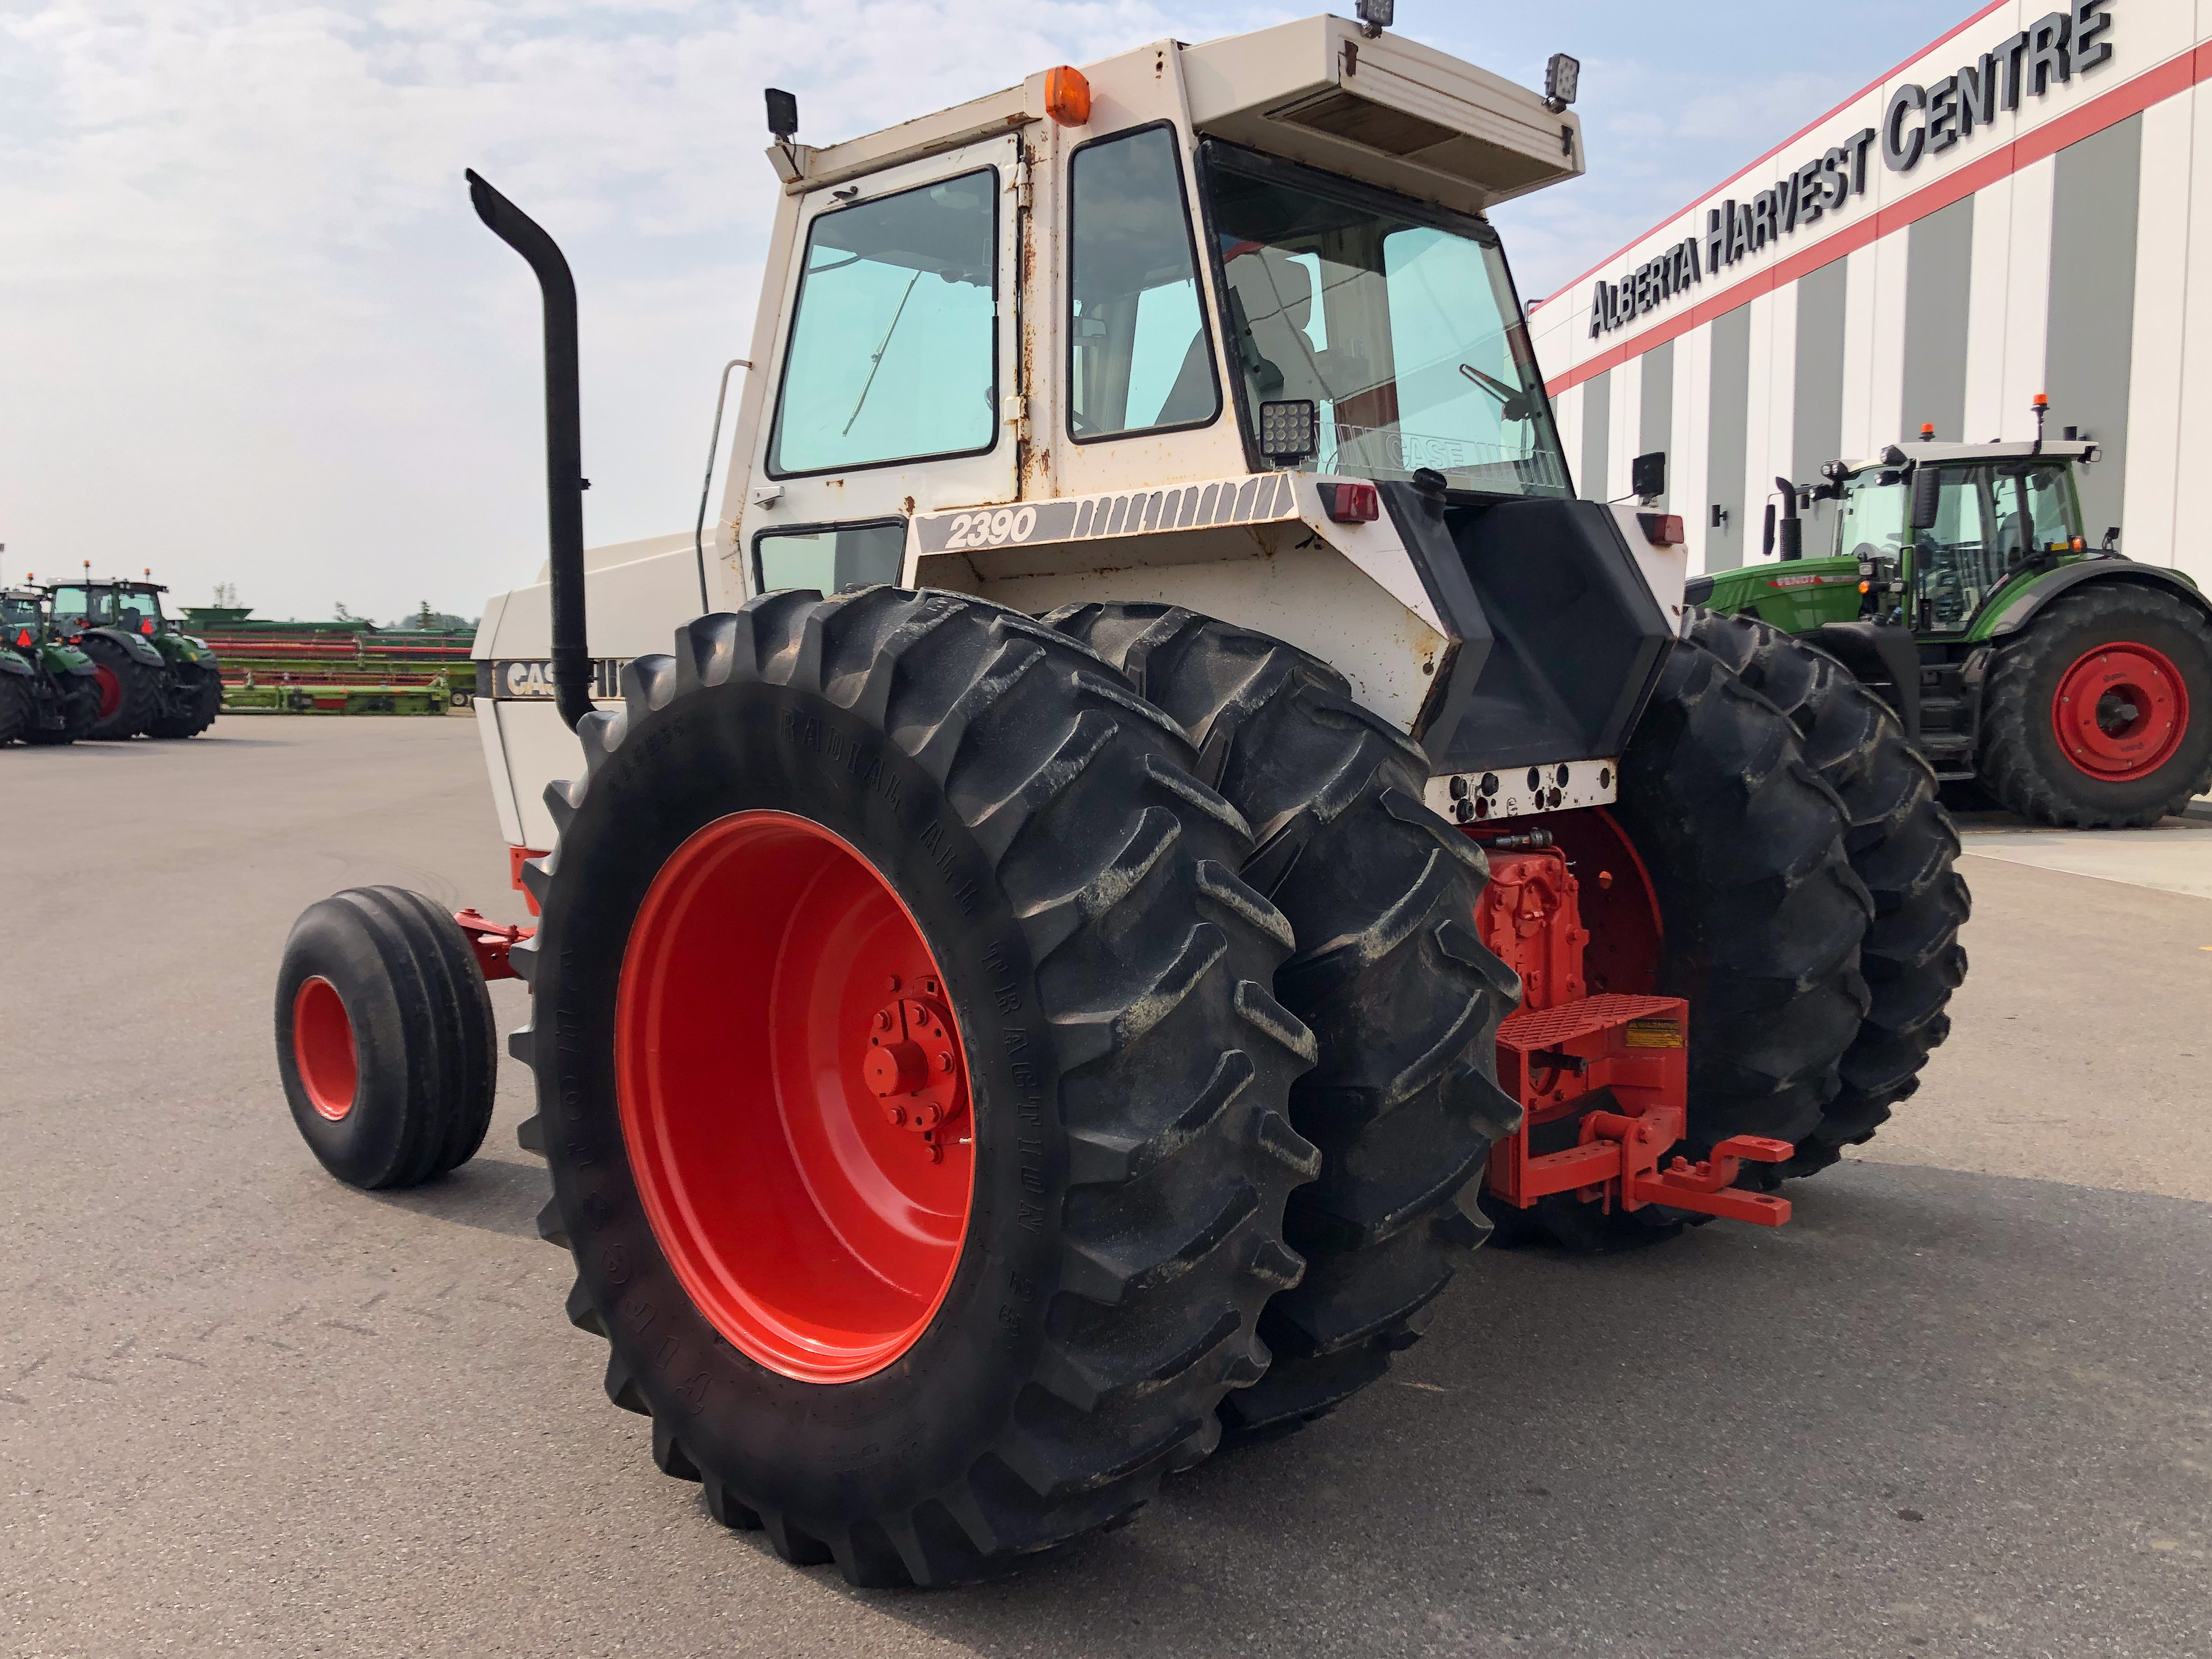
top-left (44, 575), bottom-right (224, 740)
top-left (1692, 406), bottom-right (2212, 828)
top-left (0, 587), bottom-right (101, 746)
top-left (274, 11), bottom-right (1967, 1586)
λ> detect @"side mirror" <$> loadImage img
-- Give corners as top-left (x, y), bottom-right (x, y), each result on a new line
top-left (1909, 466), bottom-right (1943, 531)
top-left (1631, 450), bottom-right (1665, 503)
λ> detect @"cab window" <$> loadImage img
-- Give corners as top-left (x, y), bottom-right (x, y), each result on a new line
top-left (1990, 464), bottom-right (2081, 558)
top-left (755, 522), bottom-right (907, 595)
top-left (1917, 469), bottom-right (1993, 632)
top-left (1068, 125), bottom-right (1219, 441)
top-left (768, 169), bottom-right (998, 478)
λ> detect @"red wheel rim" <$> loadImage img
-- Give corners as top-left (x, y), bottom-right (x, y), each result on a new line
top-left (94, 663), bottom-right (121, 722)
top-left (292, 976), bottom-right (358, 1122)
top-left (2051, 642), bottom-right (2188, 781)
top-left (616, 811), bottom-right (975, 1384)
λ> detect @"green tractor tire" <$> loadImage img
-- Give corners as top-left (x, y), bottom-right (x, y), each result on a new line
top-left (146, 668), bottom-right (223, 739)
top-left (1981, 584), bottom-right (2212, 828)
top-left (78, 635), bottom-right (161, 740)
top-left (0, 671), bottom-right (30, 744)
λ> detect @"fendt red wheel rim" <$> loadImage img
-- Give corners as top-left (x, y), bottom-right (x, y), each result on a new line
top-left (2052, 642), bottom-right (2188, 781)
top-left (616, 811), bottom-right (975, 1384)
top-left (292, 975), bottom-right (359, 1122)
top-left (93, 663), bottom-right (122, 722)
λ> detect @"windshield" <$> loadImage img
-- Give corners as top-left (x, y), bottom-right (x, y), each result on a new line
top-left (1837, 460), bottom-right (2084, 632)
top-left (1834, 470), bottom-right (1910, 562)
top-left (2, 594), bottom-right (40, 636)
top-left (49, 584), bottom-right (164, 632)
top-left (1199, 145), bottom-right (1569, 498)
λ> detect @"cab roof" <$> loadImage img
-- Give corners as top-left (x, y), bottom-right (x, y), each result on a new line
top-left (769, 15), bottom-right (1581, 218)
top-left (1846, 439), bottom-right (2100, 471)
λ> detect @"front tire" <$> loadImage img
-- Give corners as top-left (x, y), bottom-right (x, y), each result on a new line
top-left (1046, 603), bottom-right (1519, 1434)
top-left (1981, 584), bottom-right (2212, 828)
top-left (275, 886), bottom-right (497, 1189)
top-left (146, 667), bottom-right (222, 738)
top-left (514, 589), bottom-right (1320, 1586)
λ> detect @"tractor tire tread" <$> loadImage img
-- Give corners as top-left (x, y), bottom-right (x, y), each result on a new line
top-left (522, 586), bottom-right (1316, 1586)
top-left (1686, 607), bottom-right (1967, 1178)
top-left (1043, 601), bottom-right (1519, 1437)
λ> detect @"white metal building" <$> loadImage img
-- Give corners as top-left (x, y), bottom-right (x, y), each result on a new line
top-left (1528, 0), bottom-right (2212, 589)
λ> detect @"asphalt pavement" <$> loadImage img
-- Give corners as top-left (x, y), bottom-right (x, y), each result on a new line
top-left (3, 715), bottom-right (2207, 1658)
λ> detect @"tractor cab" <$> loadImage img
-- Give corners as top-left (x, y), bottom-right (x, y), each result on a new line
top-left (48, 578), bottom-right (173, 640)
top-left (2, 588), bottom-right (48, 652)
top-left (1831, 441), bottom-right (2097, 636)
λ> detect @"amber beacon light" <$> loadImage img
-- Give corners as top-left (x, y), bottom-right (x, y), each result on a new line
top-left (1045, 65), bottom-right (1091, 126)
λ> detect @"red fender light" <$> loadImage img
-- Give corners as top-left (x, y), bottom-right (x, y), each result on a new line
top-left (1636, 512), bottom-right (1684, 547)
top-left (1318, 481), bottom-right (1380, 524)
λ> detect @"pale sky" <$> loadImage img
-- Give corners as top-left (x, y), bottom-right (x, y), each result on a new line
top-left (0, 1), bottom-right (1966, 624)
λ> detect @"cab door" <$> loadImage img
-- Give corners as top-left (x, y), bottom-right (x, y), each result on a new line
top-left (735, 136), bottom-right (1023, 597)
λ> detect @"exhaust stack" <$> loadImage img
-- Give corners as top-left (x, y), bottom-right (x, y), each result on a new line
top-left (465, 169), bottom-right (593, 731)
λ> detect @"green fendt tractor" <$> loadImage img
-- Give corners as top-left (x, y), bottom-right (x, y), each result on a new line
top-left (44, 577), bottom-right (224, 740)
top-left (1688, 403), bottom-right (2212, 828)
top-left (0, 587), bottom-right (101, 746)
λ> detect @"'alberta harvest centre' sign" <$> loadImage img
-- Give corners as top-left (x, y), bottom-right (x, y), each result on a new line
top-left (1587, 0), bottom-right (2118, 341)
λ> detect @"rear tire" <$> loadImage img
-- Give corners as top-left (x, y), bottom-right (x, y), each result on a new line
top-left (0, 673), bottom-right (28, 744)
top-left (1980, 584), bottom-right (2212, 828)
top-left (21, 673), bottom-right (99, 744)
top-left (275, 886), bottom-right (497, 1189)
top-left (1486, 639), bottom-right (1871, 1250)
top-left (146, 668), bottom-right (222, 738)
top-left (1045, 603), bottom-right (1519, 1434)
top-left (78, 635), bottom-right (160, 740)
top-left (1687, 607), bottom-right (1970, 1179)
top-left (514, 589), bottom-right (1319, 1586)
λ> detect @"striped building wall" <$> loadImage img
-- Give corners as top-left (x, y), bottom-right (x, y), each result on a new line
top-left (1531, 1), bottom-right (2212, 591)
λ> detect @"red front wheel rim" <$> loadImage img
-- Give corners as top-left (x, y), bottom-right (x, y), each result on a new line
top-left (616, 811), bottom-right (975, 1384)
top-left (94, 663), bottom-right (122, 722)
top-left (2052, 642), bottom-right (2188, 781)
top-left (292, 976), bottom-right (359, 1121)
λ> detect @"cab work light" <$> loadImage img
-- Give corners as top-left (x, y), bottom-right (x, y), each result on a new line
top-left (1044, 67), bottom-right (1091, 127)
top-left (1259, 399), bottom-right (1318, 466)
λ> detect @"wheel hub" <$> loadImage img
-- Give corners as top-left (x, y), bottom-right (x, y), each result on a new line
top-left (615, 810), bottom-right (976, 1384)
top-left (2052, 642), bottom-right (2188, 781)
top-left (861, 979), bottom-right (967, 1156)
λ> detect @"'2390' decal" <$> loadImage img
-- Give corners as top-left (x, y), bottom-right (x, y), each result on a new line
top-left (938, 506), bottom-right (1039, 551)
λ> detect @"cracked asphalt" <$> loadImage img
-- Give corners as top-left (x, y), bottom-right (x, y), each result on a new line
top-left (4, 715), bottom-right (2206, 1658)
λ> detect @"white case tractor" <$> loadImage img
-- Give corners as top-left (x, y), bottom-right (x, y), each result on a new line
top-left (274, 13), bottom-right (1967, 1586)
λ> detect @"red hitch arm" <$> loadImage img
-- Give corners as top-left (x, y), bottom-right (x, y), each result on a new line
top-left (454, 909), bottom-right (534, 982)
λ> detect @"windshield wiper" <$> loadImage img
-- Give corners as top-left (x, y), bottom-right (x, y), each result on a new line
top-left (1459, 362), bottom-right (1530, 423)
top-left (843, 271), bottom-right (922, 437)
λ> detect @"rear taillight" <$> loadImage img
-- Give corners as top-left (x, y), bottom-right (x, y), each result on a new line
top-left (1319, 481), bottom-right (1381, 524)
top-left (1637, 512), bottom-right (1685, 547)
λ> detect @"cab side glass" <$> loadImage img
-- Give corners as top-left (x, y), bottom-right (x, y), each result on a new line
top-left (768, 170), bottom-right (998, 477)
top-left (1068, 126), bottom-right (1219, 441)
top-left (1919, 468), bottom-right (1994, 632)
top-left (755, 522), bottom-right (907, 594)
